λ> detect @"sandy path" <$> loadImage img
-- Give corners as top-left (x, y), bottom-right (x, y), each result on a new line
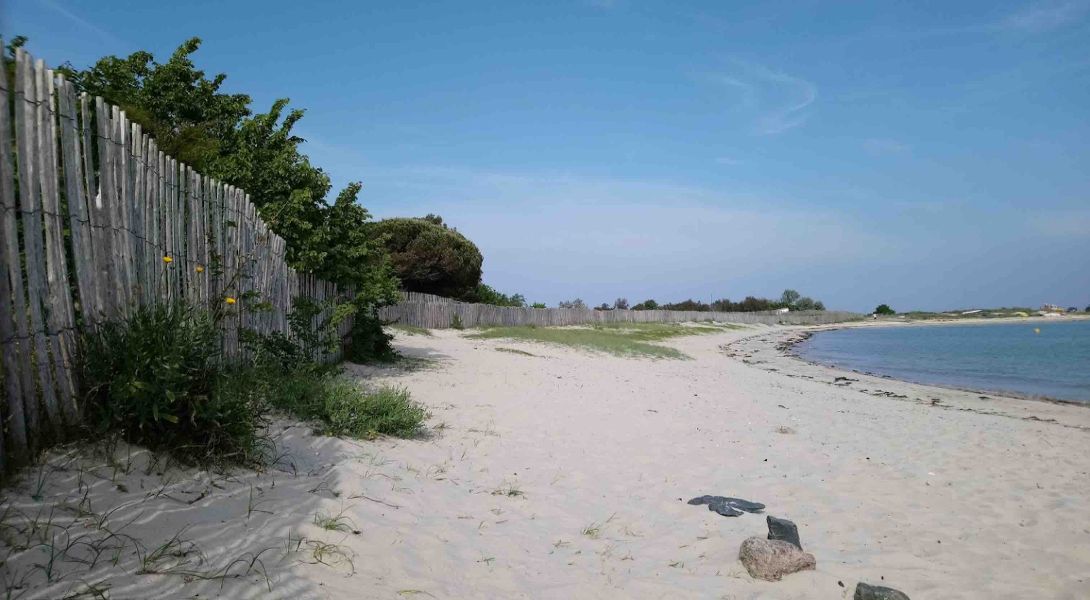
top-left (3, 325), bottom-right (1089, 599)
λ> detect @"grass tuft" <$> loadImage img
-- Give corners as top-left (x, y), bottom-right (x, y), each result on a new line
top-left (313, 509), bottom-right (357, 533)
top-left (265, 375), bottom-right (428, 440)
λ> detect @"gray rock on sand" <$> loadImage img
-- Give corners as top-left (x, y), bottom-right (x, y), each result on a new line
top-left (707, 498), bottom-right (743, 516)
top-left (738, 536), bottom-right (816, 581)
top-left (766, 515), bottom-right (801, 549)
top-left (687, 495), bottom-right (765, 517)
top-left (855, 583), bottom-right (910, 600)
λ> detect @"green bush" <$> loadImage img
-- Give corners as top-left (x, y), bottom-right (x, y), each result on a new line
top-left (261, 371), bottom-right (426, 440)
top-left (320, 382), bottom-right (427, 439)
top-left (78, 297), bottom-right (424, 469)
top-left (368, 217), bottom-right (483, 297)
top-left (875, 304), bottom-right (896, 315)
top-left (79, 303), bottom-right (269, 466)
top-left (347, 313), bottom-right (398, 363)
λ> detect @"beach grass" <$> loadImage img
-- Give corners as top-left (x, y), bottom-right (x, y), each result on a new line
top-left (267, 376), bottom-right (428, 440)
top-left (469, 322), bottom-right (744, 359)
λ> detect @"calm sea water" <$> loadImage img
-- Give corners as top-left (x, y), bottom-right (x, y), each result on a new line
top-left (795, 319), bottom-right (1090, 403)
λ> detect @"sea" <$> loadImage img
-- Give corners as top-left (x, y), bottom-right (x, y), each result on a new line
top-left (794, 319), bottom-right (1090, 403)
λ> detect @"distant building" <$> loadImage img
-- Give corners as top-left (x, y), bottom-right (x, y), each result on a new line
top-left (1041, 304), bottom-right (1064, 313)
top-left (775, 307), bottom-right (790, 314)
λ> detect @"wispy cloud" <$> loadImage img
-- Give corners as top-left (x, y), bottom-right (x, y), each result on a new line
top-left (1031, 208), bottom-right (1090, 237)
top-left (704, 59), bottom-right (816, 136)
top-left (863, 138), bottom-right (910, 155)
top-left (37, 0), bottom-right (126, 46)
top-left (584, 0), bottom-right (622, 9)
top-left (714, 156), bottom-right (743, 166)
top-left (996, 1), bottom-right (1090, 33)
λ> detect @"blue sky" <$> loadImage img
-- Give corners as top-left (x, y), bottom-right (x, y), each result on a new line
top-left (4, 0), bottom-right (1089, 311)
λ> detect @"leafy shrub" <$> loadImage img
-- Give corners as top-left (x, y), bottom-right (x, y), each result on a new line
top-left (320, 382), bottom-right (427, 439)
top-left (262, 372), bottom-right (427, 439)
top-left (874, 304), bottom-right (896, 315)
top-left (79, 303), bottom-right (268, 466)
top-left (347, 313), bottom-right (398, 363)
top-left (368, 217), bottom-right (483, 297)
top-left (450, 314), bottom-right (465, 330)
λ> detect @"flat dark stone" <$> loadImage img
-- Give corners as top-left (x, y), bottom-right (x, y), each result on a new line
top-left (688, 495), bottom-right (765, 517)
top-left (855, 583), bottom-right (910, 600)
top-left (767, 515), bottom-right (801, 549)
top-left (723, 497), bottom-right (765, 513)
top-left (707, 498), bottom-right (743, 516)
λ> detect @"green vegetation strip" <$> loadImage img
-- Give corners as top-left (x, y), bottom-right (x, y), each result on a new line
top-left (79, 303), bottom-right (428, 470)
top-left (470, 322), bottom-right (744, 359)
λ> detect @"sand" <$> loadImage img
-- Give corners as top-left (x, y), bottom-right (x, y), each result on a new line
top-left (3, 324), bottom-right (1089, 599)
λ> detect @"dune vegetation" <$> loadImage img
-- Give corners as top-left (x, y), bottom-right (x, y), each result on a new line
top-left (469, 322), bottom-right (745, 358)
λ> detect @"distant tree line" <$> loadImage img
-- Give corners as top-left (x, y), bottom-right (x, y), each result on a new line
top-left (565, 290), bottom-right (827, 312)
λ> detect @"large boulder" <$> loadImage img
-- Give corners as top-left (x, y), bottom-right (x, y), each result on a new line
top-left (855, 583), bottom-right (910, 600)
top-left (766, 515), bottom-right (801, 549)
top-left (738, 536), bottom-right (816, 581)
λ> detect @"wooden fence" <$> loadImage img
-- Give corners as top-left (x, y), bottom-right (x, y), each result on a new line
top-left (0, 45), bottom-right (351, 472)
top-left (380, 292), bottom-right (862, 328)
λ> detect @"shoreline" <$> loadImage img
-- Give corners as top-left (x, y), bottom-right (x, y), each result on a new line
top-left (724, 325), bottom-right (1090, 431)
top-left (775, 319), bottom-right (1090, 407)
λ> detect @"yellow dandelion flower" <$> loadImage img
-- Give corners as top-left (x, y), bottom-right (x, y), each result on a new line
top-left (162, 256), bottom-right (173, 263)
top-left (225, 297), bottom-right (237, 305)
top-left (195, 265), bottom-right (205, 273)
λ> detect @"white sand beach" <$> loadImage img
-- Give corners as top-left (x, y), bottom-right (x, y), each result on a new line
top-left (4, 324), bottom-right (1090, 599)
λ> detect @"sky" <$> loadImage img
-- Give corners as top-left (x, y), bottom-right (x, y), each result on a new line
top-left (3, 0), bottom-right (1088, 312)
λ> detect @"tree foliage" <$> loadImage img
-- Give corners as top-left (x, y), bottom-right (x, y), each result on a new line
top-left (463, 283), bottom-right (526, 307)
top-left (49, 37), bottom-right (400, 359)
top-left (780, 289), bottom-right (801, 306)
top-left (874, 304), bottom-right (896, 315)
top-left (368, 217), bottom-right (483, 298)
top-left (54, 38), bottom-right (395, 291)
